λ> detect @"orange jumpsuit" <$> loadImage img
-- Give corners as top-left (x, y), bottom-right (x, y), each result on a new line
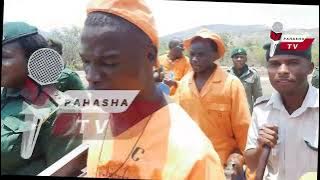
top-left (174, 65), bottom-right (251, 166)
top-left (84, 103), bottom-right (225, 179)
top-left (156, 54), bottom-right (191, 95)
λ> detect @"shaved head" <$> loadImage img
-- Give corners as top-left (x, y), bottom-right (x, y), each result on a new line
top-left (167, 38), bottom-right (184, 60)
top-left (168, 38), bottom-right (183, 49)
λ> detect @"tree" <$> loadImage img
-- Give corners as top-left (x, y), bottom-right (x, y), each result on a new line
top-left (47, 26), bottom-right (82, 70)
top-left (311, 38), bottom-right (319, 67)
top-left (219, 33), bottom-right (234, 66)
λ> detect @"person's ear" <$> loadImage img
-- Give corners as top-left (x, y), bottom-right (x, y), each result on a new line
top-left (308, 62), bottom-right (315, 74)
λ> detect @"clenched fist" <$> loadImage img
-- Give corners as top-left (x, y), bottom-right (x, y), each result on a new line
top-left (257, 124), bottom-right (278, 149)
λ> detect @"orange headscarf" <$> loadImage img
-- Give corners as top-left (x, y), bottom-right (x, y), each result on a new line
top-left (184, 29), bottom-right (225, 59)
top-left (86, 0), bottom-right (159, 48)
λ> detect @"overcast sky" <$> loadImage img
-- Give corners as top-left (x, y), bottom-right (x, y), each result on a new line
top-left (3, 0), bottom-right (319, 36)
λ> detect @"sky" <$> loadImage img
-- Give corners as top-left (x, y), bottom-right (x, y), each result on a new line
top-left (3, 0), bottom-right (319, 37)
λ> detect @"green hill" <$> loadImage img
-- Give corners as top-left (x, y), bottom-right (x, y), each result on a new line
top-left (159, 25), bottom-right (319, 67)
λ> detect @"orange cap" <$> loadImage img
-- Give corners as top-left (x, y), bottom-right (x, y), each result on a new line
top-left (183, 29), bottom-right (225, 59)
top-left (86, 0), bottom-right (159, 48)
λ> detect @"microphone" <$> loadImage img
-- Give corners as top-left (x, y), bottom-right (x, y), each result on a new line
top-left (269, 22), bottom-right (283, 57)
top-left (21, 48), bottom-right (65, 159)
top-left (27, 48), bottom-right (64, 86)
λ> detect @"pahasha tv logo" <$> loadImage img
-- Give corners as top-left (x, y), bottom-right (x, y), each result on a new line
top-left (269, 22), bottom-right (315, 57)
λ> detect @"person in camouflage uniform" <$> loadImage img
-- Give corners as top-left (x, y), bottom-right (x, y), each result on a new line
top-left (1, 22), bottom-right (82, 175)
top-left (311, 66), bottom-right (319, 88)
top-left (47, 38), bottom-right (86, 92)
top-left (227, 48), bottom-right (263, 113)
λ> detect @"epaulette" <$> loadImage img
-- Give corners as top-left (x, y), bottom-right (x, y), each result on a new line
top-left (42, 87), bottom-right (68, 106)
top-left (249, 67), bottom-right (259, 74)
top-left (61, 68), bottom-right (75, 75)
top-left (254, 96), bottom-right (270, 107)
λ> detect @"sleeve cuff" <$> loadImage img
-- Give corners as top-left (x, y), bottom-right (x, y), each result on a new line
top-left (245, 144), bottom-right (258, 151)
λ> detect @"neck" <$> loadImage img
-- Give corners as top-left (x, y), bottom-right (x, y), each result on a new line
top-left (109, 84), bottom-right (167, 136)
top-left (234, 65), bottom-right (247, 77)
top-left (195, 64), bottom-right (216, 80)
top-left (280, 83), bottom-right (309, 114)
top-left (168, 54), bottom-right (182, 61)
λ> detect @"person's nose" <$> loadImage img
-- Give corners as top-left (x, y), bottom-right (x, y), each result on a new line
top-left (85, 65), bottom-right (103, 84)
top-left (278, 63), bottom-right (290, 76)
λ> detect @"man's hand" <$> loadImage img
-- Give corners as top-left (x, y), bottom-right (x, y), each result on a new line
top-left (257, 124), bottom-right (278, 149)
top-left (224, 153), bottom-right (245, 180)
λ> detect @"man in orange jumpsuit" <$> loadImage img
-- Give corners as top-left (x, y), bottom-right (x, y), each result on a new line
top-left (156, 38), bottom-right (191, 95)
top-left (80, 0), bottom-right (225, 179)
top-left (174, 29), bottom-right (251, 177)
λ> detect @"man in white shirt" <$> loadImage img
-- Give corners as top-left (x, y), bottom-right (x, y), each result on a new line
top-left (244, 43), bottom-right (318, 180)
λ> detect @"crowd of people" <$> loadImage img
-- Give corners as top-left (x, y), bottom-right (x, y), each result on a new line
top-left (1, 0), bottom-right (319, 179)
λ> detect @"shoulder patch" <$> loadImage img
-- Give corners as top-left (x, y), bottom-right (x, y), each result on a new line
top-left (248, 67), bottom-right (261, 79)
top-left (254, 95), bottom-right (270, 107)
top-left (249, 67), bottom-right (259, 73)
top-left (61, 68), bottom-right (74, 75)
top-left (42, 87), bottom-right (67, 106)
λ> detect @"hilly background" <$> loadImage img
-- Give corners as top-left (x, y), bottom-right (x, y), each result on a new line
top-left (158, 24), bottom-right (319, 67)
top-left (45, 24), bottom-right (319, 70)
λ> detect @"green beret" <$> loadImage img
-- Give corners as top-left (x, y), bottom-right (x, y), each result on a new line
top-left (231, 48), bottom-right (247, 58)
top-left (263, 43), bottom-right (312, 61)
top-left (3, 22), bottom-right (38, 45)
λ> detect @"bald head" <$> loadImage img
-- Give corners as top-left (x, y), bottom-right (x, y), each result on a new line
top-left (168, 38), bottom-right (184, 60)
top-left (168, 38), bottom-right (183, 49)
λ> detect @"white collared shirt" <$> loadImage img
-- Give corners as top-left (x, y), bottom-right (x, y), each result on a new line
top-left (246, 85), bottom-right (319, 180)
